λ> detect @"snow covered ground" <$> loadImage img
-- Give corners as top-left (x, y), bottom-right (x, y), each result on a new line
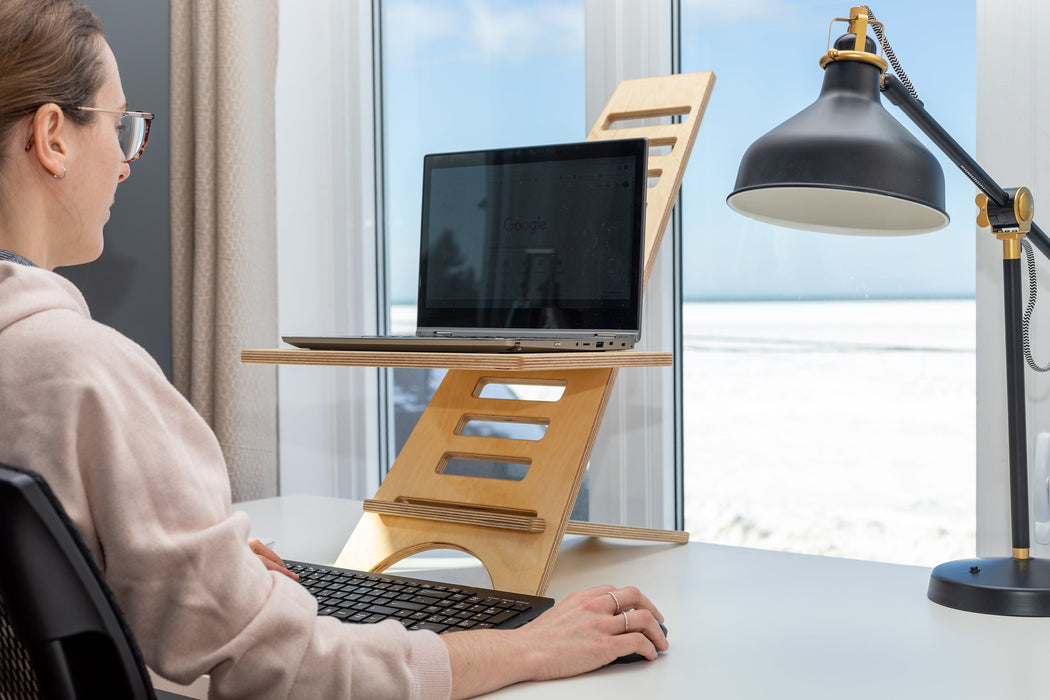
top-left (681, 299), bottom-right (976, 566)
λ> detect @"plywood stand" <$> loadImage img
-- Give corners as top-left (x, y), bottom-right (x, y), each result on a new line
top-left (244, 72), bottom-right (715, 595)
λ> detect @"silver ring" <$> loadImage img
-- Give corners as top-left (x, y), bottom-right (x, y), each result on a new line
top-left (606, 591), bottom-right (621, 615)
top-left (622, 611), bottom-right (629, 632)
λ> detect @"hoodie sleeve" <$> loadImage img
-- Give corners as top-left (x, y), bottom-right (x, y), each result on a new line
top-left (0, 269), bottom-right (452, 699)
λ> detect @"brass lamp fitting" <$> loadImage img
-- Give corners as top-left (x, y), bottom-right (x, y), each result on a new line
top-left (977, 187), bottom-right (1035, 259)
top-left (818, 6), bottom-right (889, 73)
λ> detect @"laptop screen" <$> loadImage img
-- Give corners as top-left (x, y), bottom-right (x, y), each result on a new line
top-left (416, 138), bottom-right (647, 336)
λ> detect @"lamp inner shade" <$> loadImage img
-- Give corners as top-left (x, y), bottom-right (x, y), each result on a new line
top-left (728, 185), bottom-right (949, 236)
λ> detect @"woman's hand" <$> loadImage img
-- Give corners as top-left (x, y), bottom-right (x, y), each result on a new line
top-left (248, 538), bottom-right (299, 581)
top-left (514, 584), bottom-right (667, 677)
top-left (442, 584), bottom-right (667, 698)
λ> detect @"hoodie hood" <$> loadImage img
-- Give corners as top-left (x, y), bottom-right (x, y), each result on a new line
top-left (0, 261), bottom-right (90, 334)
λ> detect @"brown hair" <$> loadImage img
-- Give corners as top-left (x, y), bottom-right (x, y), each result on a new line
top-left (0, 0), bottom-right (106, 169)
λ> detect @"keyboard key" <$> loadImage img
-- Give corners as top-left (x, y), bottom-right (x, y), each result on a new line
top-left (366, 605), bottom-right (398, 616)
top-left (420, 589), bottom-right (453, 599)
top-left (487, 610), bottom-right (517, 625)
top-left (409, 596), bottom-right (442, 605)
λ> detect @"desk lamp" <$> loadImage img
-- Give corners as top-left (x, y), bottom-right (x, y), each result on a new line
top-left (727, 5), bottom-right (1050, 616)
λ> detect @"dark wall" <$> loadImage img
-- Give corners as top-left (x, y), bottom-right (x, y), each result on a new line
top-left (60, 0), bottom-right (172, 378)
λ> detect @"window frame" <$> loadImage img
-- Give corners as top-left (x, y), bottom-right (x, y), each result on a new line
top-left (582, 0), bottom-right (683, 530)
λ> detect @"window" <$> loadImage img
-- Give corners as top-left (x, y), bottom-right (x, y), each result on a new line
top-left (680, 0), bottom-right (977, 565)
top-left (275, 1), bottom-right (677, 514)
top-left (379, 1), bottom-right (587, 480)
top-left (276, 2), bottom-right (978, 564)
top-left (379, 0), bottom-right (679, 528)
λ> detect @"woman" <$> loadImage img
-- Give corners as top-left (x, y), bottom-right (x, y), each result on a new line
top-left (0, 1), bottom-right (668, 697)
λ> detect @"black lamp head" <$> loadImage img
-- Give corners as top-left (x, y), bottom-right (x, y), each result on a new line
top-left (726, 8), bottom-right (949, 236)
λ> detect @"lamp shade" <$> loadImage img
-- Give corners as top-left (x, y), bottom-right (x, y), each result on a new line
top-left (727, 34), bottom-right (949, 236)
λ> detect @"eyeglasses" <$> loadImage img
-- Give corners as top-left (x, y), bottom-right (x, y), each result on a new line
top-left (23, 106), bottom-right (155, 163)
top-left (73, 106), bottom-right (155, 163)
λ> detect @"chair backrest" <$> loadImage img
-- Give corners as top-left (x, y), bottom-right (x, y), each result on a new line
top-left (0, 463), bottom-right (156, 699)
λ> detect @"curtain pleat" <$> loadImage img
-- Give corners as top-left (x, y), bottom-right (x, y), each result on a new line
top-left (169, 0), bottom-right (279, 501)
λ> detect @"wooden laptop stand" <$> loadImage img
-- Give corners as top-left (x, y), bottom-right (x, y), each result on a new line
top-left (242, 72), bottom-right (714, 595)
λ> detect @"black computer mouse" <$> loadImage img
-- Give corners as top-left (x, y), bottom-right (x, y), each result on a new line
top-left (611, 621), bottom-right (668, 664)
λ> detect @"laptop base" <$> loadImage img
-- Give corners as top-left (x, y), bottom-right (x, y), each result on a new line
top-left (282, 335), bottom-right (633, 353)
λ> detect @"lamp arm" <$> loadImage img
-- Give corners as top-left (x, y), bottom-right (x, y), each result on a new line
top-left (882, 75), bottom-right (1008, 206)
top-left (881, 74), bottom-right (1050, 260)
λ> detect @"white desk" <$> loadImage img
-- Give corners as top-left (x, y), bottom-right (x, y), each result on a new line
top-left (155, 494), bottom-right (1050, 699)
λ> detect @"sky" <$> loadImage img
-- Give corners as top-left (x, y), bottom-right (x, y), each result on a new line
top-left (382, 0), bottom-right (977, 303)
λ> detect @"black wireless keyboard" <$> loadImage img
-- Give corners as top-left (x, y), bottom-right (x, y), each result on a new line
top-left (287, 560), bottom-right (554, 633)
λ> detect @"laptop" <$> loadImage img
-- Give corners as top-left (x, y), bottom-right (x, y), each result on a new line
top-left (284, 137), bottom-right (648, 353)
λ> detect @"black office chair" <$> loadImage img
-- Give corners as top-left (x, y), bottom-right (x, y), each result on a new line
top-left (0, 462), bottom-right (157, 699)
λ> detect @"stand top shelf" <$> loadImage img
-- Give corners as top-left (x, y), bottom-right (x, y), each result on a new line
top-left (240, 348), bottom-right (672, 371)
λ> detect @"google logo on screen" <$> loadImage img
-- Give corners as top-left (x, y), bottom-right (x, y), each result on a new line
top-left (503, 217), bottom-right (548, 234)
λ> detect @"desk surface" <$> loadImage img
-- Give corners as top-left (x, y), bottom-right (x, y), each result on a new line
top-left (159, 494), bottom-right (1050, 699)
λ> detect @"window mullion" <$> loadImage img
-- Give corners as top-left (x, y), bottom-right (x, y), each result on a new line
top-left (584, 0), bottom-right (681, 529)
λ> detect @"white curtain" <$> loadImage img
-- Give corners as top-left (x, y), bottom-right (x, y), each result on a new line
top-left (169, 0), bottom-right (279, 501)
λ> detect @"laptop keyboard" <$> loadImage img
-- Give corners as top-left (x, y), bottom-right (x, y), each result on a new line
top-left (287, 560), bottom-right (554, 633)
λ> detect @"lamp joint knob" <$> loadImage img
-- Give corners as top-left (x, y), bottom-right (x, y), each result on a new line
top-left (975, 188), bottom-right (1035, 235)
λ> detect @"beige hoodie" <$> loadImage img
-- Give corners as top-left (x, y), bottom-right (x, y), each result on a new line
top-left (0, 261), bottom-right (451, 698)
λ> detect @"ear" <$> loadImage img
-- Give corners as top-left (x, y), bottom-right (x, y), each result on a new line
top-left (25, 103), bottom-right (69, 179)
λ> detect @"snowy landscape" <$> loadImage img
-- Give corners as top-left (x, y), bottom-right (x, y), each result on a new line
top-left (681, 299), bottom-right (976, 567)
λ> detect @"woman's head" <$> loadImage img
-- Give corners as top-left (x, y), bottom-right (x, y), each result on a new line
top-left (0, 0), bottom-right (107, 172)
top-left (0, 0), bottom-right (147, 269)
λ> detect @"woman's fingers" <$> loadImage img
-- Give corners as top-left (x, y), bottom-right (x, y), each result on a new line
top-left (248, 538), bottom-right (299, 580)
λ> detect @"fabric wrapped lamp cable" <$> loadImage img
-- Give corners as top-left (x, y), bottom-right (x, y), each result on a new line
top-left (727, 5), bottom-right (1050, 616)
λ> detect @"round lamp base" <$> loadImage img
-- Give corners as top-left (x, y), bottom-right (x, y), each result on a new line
top-left (928, 557), bottom-right (1050, 616)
